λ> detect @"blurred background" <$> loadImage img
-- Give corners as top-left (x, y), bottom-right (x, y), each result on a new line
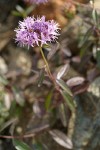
top-left (0, 0), bottom-right (100, 150)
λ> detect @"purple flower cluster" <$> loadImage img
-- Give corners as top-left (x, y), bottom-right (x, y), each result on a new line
top-left (15, 16), bottom-right (60, 48)
top-left (24, 0), bottom-right (48, 4)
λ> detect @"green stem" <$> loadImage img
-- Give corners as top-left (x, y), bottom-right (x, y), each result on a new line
top-left (39, 47), bottom-right (60, 91)
top-left (39, 47), bottom-right (52, 77)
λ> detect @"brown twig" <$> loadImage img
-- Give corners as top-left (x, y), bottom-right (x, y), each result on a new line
top-left (0, 124), bottom-right (49, 139)
top-left (0, 134), bottom-right (35, 139)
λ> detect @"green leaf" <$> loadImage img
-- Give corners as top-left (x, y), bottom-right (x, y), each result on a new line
top-left (0, 75), bottom-right (8, 85)
top-left (56, 79), bottom-right (73, 96)
top-left (58, 103), bottom-right (67, 127)
top-left (61, 90), bottom-right (75, 112)
top-left (49, 129), bottom-right (73, 149)
top-left (32, 141), bottom-right (44, 150)
top-left (0, 118), bottom-right (17, 132)
top-left (57, 64), bottom-right (69, 80)
top-left (45, 89), bottom-right (53, 110)
top-left (96, 50), bottom-right (100, 68)
top-left (92, 9), bottom-right (98, 26)
top-left (79, 40), bottom-right (92, 57)
top-left (13, 139), bottom-right (31, 150)
top-left (16, 5), bottom-right (25, 13)
top-left (26, 5), bottom-right (35, 15)
top-left (12, 11), bottom-right (22, 17)
top-left (12, 87), bottom-right (25, 107)
top-left (38, 69), bottom-right (45, 87)
top-left (42, 44), bottom-right (50, 49)
top-left (78, 28), bottom-right (92, 48)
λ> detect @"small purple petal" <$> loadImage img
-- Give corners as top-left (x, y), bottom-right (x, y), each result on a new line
top-left (15, 16), bottom-right (60, 48)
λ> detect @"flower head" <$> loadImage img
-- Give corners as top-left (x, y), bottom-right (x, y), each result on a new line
top-left (24, 0), bottom-right (48, 4)
top-left (15, 16), bottom-right (60, 48)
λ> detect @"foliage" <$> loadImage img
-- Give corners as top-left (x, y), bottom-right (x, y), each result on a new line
top-left (0, 0), bottom-right (100, 150)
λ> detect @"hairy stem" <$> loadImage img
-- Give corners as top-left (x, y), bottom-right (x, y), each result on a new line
top-left (39, 46), bottom-right (52, 78)
top-left (39, 46), bottom-right (60, 92)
